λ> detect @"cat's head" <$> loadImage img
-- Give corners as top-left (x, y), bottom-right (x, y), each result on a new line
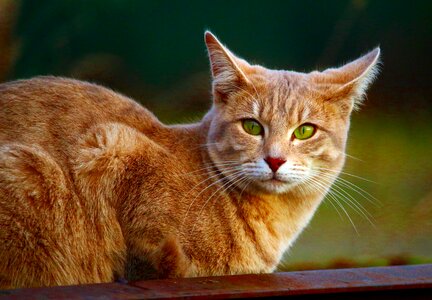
top-left (204, 31), bottom-right (380, 195)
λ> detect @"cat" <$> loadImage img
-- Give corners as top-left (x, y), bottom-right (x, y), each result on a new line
top-left (0, 31), bottom-right (380, 289)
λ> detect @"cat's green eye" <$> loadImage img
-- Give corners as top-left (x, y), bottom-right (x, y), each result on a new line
top-left (293, 124), bottom-right (316, 140)
top-left (242, 119), bottom-right (263, 136)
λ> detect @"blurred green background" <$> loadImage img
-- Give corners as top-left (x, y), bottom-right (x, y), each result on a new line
top-left (1, 0), bottom-right (431, 270)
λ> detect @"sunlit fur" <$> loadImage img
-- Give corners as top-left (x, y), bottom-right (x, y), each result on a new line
top-left (0, 31), bottom-right (380, 288)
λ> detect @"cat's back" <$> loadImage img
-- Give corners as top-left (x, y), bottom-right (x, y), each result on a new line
top-left (0, 76), bottom-right (161, 152)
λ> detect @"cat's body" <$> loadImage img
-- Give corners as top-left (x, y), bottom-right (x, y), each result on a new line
top-left (0, 32), bottom-right (380, 288)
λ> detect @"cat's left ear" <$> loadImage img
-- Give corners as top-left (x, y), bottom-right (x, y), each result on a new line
top-left (204, 31), bottom-right (251, 103)
top-left (315, 48), bottom-right (381, 111)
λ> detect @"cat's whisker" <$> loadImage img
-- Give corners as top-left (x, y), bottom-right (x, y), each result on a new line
top-left (303, 176), bottom-right (359, 234)
top-left (182, 166), bottom-right (239, 185)
top-left (226, 174), bottom-right (248, 195)
top-left (182, 168), bottom-right (244, 224)
top-left (333, 148), bottom-right (365, 162)
top-left (200, 161), bottom-right (240, 168)
top-left (310, 172), bottom-right (375, 224)
top-left (296, 183), bottom-right (307, 196)
top-left (328, 182), bottom-right (376, 226)
top-left (222, 174), bottom-right (251, 205)
top-left (302, 179), bottom-right (344, 221)
top-left (191, 171), bottom-right (246, 232)
top-left (185, 165), bottom-right (245, 179)
top-left (345, 153), bottom-right (364, 162)
top-left (322, 174), bottom-right (380, 207)
top-left (315, 167), bottom-right (377, 184)
top-left (327, 189), bottom-right (360, 235)
top-left (238, 177), bottom-right (253, 200)
top-left (322, 192), bottom-right (345, 222)
top-left (314, 170), bottom-right (381, 207)
top-left (182, 165), bottom-right (235, 177)
top-left (334, 176), bottom-right (380, 205)
top-left (188, 165), bottom-right (243, 189)
top-left (180, 165), bottom-right (242, 221)
top-left (326, 198), bottom-right (345, 221)
top-left (313, 173), bottom-right (376, 229)
top-left (181, 161), bottom-right (240, 176)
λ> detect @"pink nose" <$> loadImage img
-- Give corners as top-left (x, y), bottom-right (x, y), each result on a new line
top-left (265, 157), bottom-right (286, 173)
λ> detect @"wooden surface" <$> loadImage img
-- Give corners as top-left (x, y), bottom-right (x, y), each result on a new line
top-left (1, 264), bottom-right (431, 299)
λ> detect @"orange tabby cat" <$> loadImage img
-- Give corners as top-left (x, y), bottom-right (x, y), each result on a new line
top-left (0, 31), bottom-right (380, 288)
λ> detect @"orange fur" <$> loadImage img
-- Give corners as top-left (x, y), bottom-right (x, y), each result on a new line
top-left (0, 31), bottom-right (380, 288)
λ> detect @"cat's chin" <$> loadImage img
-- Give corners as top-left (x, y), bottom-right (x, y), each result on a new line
top-left (254, 179), bottom-right (297, 194)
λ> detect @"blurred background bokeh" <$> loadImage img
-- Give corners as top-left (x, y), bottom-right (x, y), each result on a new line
top-left (1, 0), bottom-right (431, 270)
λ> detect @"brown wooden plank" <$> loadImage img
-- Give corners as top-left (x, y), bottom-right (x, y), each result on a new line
top-left (130, 264), bottom-right (432, 299)
top-left (0, 282), bottom-right (147, 299)
top-left (0, 264), bottom-right (431, 299)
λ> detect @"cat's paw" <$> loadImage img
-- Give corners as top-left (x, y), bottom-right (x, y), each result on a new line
top-left (150, 236), bottom-right (192, 278)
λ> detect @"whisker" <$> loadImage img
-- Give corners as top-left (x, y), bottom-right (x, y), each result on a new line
top-left (334, 177), bottom-right (381, 207)
top-left (181, 162), bottom-right (240, 176)
top-left (310, 172), bottom-right (375, 225)
top-left (327, 189), bottom-right (359, 235)
top-left (312, 174), bottom-right (376, 228)
top-left (191, 171), bottom-right (246, 232)
top-left (303, 176), bottom-right (359, 234)
top-left (325, 197), bottom-right (345, 221)
top-left (182, 168), bottom-right (244, 224)
top-left (179, 166), bottom-right (240, 215)
top-left (315, 170), bottom-right (381, 207)
top-left (329, 183), bottom-right (376, 226)
top-left (238, 177), bottom-right (252, 200)
top-left (345, 152), bottom-right (364, 162)
top-left (315, 167), bottom-right (377, 184)
top-left (182, 167), bottom-right (239, 186)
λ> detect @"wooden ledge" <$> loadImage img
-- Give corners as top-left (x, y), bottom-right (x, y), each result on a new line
top-left (1, 264), bottom-right (431, 299)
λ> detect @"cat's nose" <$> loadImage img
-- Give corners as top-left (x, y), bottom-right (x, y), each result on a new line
top-left (265, 157), bottom-right (286, 173)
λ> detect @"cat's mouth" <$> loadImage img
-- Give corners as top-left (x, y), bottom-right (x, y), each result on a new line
top-left (268, 178), bottom-right (285, 184)
top-left (261, 177), bottom-right (291, 187)
top-left (256, 177), bottom-right (296, 194)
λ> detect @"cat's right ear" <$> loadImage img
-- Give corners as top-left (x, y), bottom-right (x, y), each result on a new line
top-left (205, 31), bottom-right (250, 103)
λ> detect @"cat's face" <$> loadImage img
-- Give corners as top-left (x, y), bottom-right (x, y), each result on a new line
top-left (205, 32), bottom-right (379, 195)
top-left (207, 72), bottom-right (349, 194)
